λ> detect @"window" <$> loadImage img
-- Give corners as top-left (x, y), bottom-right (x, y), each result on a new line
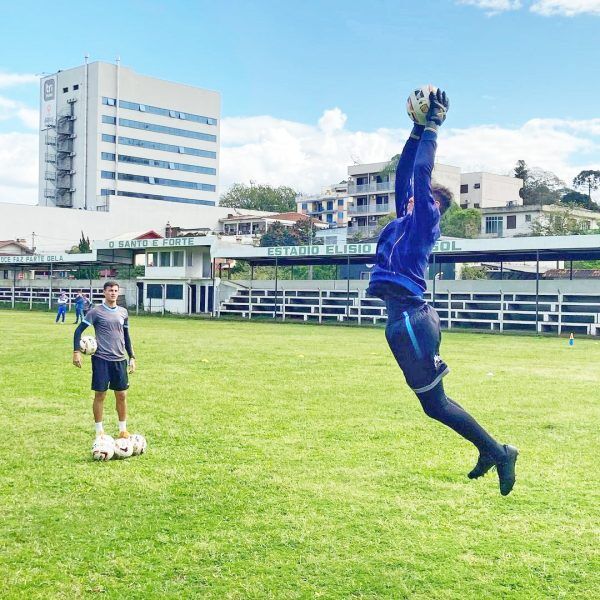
top-left (172, 251), bottom-right (183, 267)
top-left (146, 252), bottom-right (158, 267)
top-left (117, 172), bottom-right (216, 192)
top-left (117, 137), bottom-right (216, 159)
top-left (73, 84), bottom-right (79, 91)
top-left (146, 284), bottom-right (162, 299)
top-left (159, 252), bottom-right (171, 267)
top-left (357, 196), bottom-right (368, 206)
top-left (507, 215), bottom-right (516, 229)
top-left (301, 203), bottom-right (307, 210)
top-left (326, 214), bottom-right (333, 223)
top-left (102, 115), bottom-right (116, 125)
top-left (224, 224), bottom-right (237, 235)
top-left (338, 199), bottom-right (344, 207)
top-left (101, 171), bottom-right (116, 179)
top-left (102, 134), bottom-right (116, 143)
top-left (166, 284), bottom-right (183, 300)
top-left (474, 203), bottom-right (480, 208)
top-left (187, 252), bottom-right (193, 267)
top-left (63, 87), bottom-right (68, 93)
top-left (117, 154), bottom-right (216, 175)
top-left (110, 98), bottom-right (217, 125)
top-left (118, 118), bottom-right (217, 142)
top-left (460, 184), bottom-right (468, 194)
top-left (327, 201), bottom-right (333, 211)
top-left (338, 211), bottom-right (344, 219)
top-left (116, 191), bottom-right (215, 206)
top-left (485, 216), bottom-right (503, 235)
top-left (525, 214), bottom-right (532, 222)
top-left (460, 204), bottom-right (468, 209)
top-left (474, 183), bottom-right (481, 189)
top-left (376, 195), bottom-right (388, 205)
top-left (101, 152), bottom-right (116, 161)
top-left (239, 223), bottom-right (251, 234)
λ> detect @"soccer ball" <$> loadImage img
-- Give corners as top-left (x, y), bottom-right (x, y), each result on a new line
top-left (113, 437), bottom-right (134, 459)
top-left (130, 434), bottom-right (147, 456)
top-left (92, 435), bottom-right (115, 461)
top-left (406, 84), bottom-right (438, 125)
top-left (80, 335), bottom-right (97, 355)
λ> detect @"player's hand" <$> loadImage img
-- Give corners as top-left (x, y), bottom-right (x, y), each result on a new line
top-left (426, 89), bottom-right (449, 128)
top-left (72, 351), bottom-right (82, 368)
top-left (128, 358), bottom-right (136, 374)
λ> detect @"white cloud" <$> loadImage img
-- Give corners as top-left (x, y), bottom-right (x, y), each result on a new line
top-left (530, 0), bottom-right (600, 15)
top-left (220, 110), bottom-right (600, 198)
top-left (0, 72), bottom-right (38, 88)
top-left (0, 132), bottom-right (38, 204)
top-left (459, 0), bottom-right (600, 13)
top-left (0, 95), bottom-right (39, 129)
top-left (458, 0), bottom-right (522, 15)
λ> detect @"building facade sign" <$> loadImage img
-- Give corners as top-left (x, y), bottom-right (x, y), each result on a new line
top-left (40, 76), bottom-right (57, 130)
top-left (0, 252), bottom-right (95, 264)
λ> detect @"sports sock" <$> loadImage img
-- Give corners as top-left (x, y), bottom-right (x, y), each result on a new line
top-left (95, 422), bottom-right (104, 434)
top-left (118, 421), bottom-right (127, 432)
top-left (416, 381), bottom-right (505, 462)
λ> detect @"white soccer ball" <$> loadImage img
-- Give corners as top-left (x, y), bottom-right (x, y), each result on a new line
top-left (406, 84), bottom-right (438, 125)
top-left (130, 433), bottom-right (147, 456)
top-left (92, 435), bottom-right (115, 461)
top-left (80, 335), bottom-right (98, 356)
top-left (113, 437), bottom-right (134, 459)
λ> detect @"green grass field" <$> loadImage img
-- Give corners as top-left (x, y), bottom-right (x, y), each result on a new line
top-left (1, 311), bottom-right (599, 599)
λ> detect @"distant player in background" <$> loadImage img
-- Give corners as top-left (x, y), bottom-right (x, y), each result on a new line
top-left (83, 293), bottom-right (92, 316)
top-left (73, 293), bottom-right (85, 324)
top-left (72, 281), bottom-right (136, 439)
top-left (367, 89), bottom-right (519, 495)
top-left (55, 292), bottom-right (68, 324)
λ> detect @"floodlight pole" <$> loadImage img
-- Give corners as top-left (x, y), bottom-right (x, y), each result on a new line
top-left (535, 250), bottom-right (540, 333)
top-left (274, 256), bottom-right (279, 319)
top-left (346, 254), bottom-right (351, 323)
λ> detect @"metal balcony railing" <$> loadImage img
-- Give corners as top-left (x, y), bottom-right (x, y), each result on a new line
top-left (348, 181), bottom-right (393, 194)
top-left (348, 204), bottom-right (390, 215)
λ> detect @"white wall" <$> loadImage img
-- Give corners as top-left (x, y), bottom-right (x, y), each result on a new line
top-left (0, 198), bottom-right (267, 252)
top-left (461, 172), bottom-right (523, 209)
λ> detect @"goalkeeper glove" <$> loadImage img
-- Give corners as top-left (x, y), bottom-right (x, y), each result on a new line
top-left (425, 89), bottom-right (449, 133)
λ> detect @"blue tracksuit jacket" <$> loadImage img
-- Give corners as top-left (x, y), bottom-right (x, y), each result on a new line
top-left (367, 129), bottom-right (440, 300)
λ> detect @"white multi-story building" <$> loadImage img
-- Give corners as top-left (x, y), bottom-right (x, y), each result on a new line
top-left (39, 60), bottom-right (220, 211)
top-left (460, 172), bottom-right (523, 210)
top-left (296, 182), bottom-right (349, 227)
top-left (480, 204), bottom-right (600, 238)
top-left (346, 161), bottom-right (461, 237)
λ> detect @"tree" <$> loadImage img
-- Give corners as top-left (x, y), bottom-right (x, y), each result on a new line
top-left (220, 182), bottom-right (298, 212)
top-left (573, 170), bottom-right (600, 203)
top-left (440, 204), bottom-right (481, 238)
top-left (67, 231), bottom-right (92, 254)
top-left (374, 212), bottom-right (396, 236)
top-left (259, 219), bottom-right (321, 247)
top-left (561, 190), bottom-right (598, 211)
top-left (514, 160), bottom-right (529, 199)
top-left (460, 265), bottom-right (488, 280)
top-left (530, 209), bottom-right (590, 236)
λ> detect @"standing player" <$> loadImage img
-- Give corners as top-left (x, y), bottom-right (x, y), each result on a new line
top-left (73, 293), bottom-right (85, 324)
top-left (72, 281), bottom-right (136, 439)
top-left (55, 291), bottom-right (68, 323)
top-left (367, 89), bottom-right (518, 495)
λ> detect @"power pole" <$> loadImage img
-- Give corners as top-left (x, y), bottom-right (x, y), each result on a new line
top-left (32, 232), bottom-right (36, 253)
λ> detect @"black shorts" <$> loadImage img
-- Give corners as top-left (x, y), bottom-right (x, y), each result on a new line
top-left (385, 303), bottom-right (449, 393)
top-left (91, 356), bottom-right (129, 392)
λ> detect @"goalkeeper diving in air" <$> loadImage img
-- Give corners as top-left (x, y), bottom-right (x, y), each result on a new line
top-left (367, 88), bottom-right (519, 495)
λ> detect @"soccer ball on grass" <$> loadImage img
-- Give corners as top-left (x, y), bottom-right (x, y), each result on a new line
top-left (91, 435), bottom-right (115, 461)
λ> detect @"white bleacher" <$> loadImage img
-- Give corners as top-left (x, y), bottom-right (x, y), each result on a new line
top-left (219, 288), bottom-right (600, 335)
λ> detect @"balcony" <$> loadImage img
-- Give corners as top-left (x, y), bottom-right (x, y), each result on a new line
top-left (348, 203), bottom-right (390, 215)
top-left (347, 224), bottom-right (379, 238)
top-left (348, 181), bottom-right (393, 194)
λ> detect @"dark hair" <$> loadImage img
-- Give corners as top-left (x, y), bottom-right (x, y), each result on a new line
top-left (103, 281), bottom-right (120, 290)
top-left (432, 184), bottom-right (454, 216)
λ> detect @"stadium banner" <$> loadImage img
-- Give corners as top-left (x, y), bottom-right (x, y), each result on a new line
top-left (40, 76), bottom-right (57, 130)
top-left (0, 252), bottom-right (97, 264)
top-left (96, 236), bottom-right (215, 250)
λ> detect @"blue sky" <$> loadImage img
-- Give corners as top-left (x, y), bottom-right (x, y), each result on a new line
top-left (0, 0), bottom-right (599, 202)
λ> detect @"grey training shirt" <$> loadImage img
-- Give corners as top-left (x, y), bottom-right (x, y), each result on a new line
top-left (83, 303), bottom-right (129, 361)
